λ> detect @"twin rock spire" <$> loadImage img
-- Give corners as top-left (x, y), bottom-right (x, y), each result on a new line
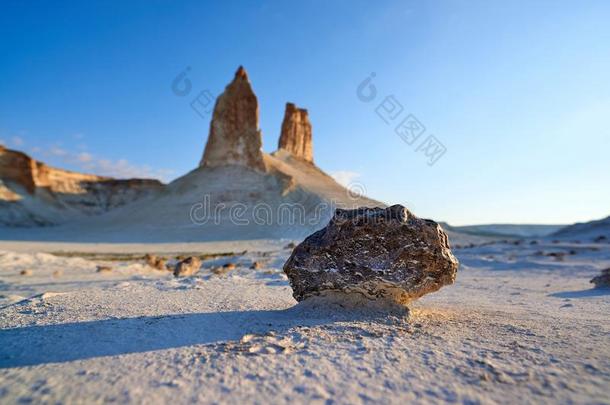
top-left (200, 66), bottom-right (313, 171)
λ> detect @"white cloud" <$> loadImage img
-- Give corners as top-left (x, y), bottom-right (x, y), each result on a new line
top-left (0, 136), bottom-right (25, 148)
top-left (40, 143), bottom-right (174, 182)
top-left (3, 134), bottom-right (174, 183)
top-left (76, 152), bottom-right (93, 163)
top-left (330, 170), bottom-right (362, 187)
top-left (11, 136), bottom-right (24, 147)
top-left (75, 154), bottom-right (174, 182)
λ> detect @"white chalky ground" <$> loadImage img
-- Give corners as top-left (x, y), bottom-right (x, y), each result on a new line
top-left (0, 239), bottom-right (608, 404)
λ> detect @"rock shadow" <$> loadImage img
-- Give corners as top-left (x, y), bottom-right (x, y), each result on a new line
top-left (0, 300), bottom-right (406, 368)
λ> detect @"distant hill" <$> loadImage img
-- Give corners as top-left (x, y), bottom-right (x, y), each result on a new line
top-left (0, 146), bottom-right (163, 227)
top-left (446, 224), bottom-right (565, 239)
top-left (552, 216), bottom-right (610, 242)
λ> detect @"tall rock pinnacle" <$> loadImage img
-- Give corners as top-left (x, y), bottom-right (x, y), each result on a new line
top-left (200, 66), bottom-right (265, 171)
top-left (277, 103), bottom-right (313, 163)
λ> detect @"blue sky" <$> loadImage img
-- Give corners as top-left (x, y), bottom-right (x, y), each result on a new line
top-left (1, 0), bottom-right (609, 225)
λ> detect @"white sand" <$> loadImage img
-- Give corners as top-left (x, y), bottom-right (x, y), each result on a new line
top-left (0, 239), bottom-right (608, 404)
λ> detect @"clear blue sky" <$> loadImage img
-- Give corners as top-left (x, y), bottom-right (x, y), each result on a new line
top-left (1, 0), bottom-right (609, 225)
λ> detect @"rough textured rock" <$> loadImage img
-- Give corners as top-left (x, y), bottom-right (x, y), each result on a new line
top-left (173, 256), bottom-right (202, 277)
top-left (277, 103), bottom-right (313, 163)
top-left (283, 205), bottom-right (459, 305)
top-left (590, 268), bottom-right (610, 288)
top-left (200, 66), bottom-right (265, 171)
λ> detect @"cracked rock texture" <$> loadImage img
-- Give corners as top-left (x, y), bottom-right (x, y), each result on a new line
top-left (283, 205), bottom-right (459, 305)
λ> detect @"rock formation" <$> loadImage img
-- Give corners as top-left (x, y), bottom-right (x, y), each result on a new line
top-left (0, 146), bottom-right (164, 226)
top-left (0, 145), bottom-right (106, 195)
top-left (0, 66), bottom-right (385, 237)
top-left (200, 66), bottom-right (265, 171)
top-left (277, 103), bottom-right (313, 163)
top-left (283, 205), bottom-right (458, 305)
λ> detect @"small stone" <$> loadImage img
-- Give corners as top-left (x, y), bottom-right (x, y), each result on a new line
top-left (173, 256), bottom-right (202, 277)
top-left (20, 269), bottom-right (33, 276)
top-left (144, 254), bottom-right (167, 271)
top-left (250, 261), bottom-right (263, 270)
top-left (52, 270), bottom-right (63, 277)
top-left (546, 252), bottom-right (565, 261)
top-left (212, 262), bottom-right (237, 275)
top-left (96, 266), bottom-right (112, 274)
top-left (590, 268), bottom-right (610, 289)
top-left (211, 267), bottom-right (226, 275)
top-left (283, 205), bottom-right (459, 305)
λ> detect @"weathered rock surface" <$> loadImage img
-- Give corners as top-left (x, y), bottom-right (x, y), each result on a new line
top-left (173, 256), bottom-right (202, 277)
top-left (200, 66), bottom-right (265, 171)
top-left (283, 205), bottom-right (459, 305)
top-left (590, 268), bottom-right (610, 289)
top-left (277, 103), bottom-right (313, 163)
top-left (0, 145), bottom-right (164, 226)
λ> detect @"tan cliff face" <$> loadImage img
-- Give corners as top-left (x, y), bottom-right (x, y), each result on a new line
top-left (200, 66), bottom-right (266, 171)
top-left (0, 145), bottom-right (164, 226)
top-left (277, 103), bottom-right (313, 163)
top-left (0, 145), bottom-right (110, 195)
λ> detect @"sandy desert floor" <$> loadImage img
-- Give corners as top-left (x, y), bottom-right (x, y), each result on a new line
top-left (0, 238), bottom-right (608, 404)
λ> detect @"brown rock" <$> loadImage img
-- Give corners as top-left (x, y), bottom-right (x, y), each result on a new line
top-left (96, 266), bottom-right (112, 274)
top-left (277, 103), bottom-right (313, 163)
top-left (250, 261), bottom-right (263, 270)
top-left (144, 254), bottom-right (167, 271)
top-left (200, 66), bottom-right (265, 171)
top-left (283, 205), bottom-right (459, 305)
top-left (173, 256), bottom-right (202, 277)
top-left (20, 269), bottom-right (33, 276)
top-left (223, 262), bottom-right (237, 270)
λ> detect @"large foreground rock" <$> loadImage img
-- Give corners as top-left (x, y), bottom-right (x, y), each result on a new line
top-left (283, 205), bottom-right (459, 305)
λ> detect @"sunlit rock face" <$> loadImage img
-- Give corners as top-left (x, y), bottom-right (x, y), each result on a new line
top-left (277, 103), bottom-right (313, 163)
top-left (0, 145), bottom-right (163, 226)
top-left (283, 205), bottom-right (459, 305)
top-left (200, 66), bottom-right (265, 172)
